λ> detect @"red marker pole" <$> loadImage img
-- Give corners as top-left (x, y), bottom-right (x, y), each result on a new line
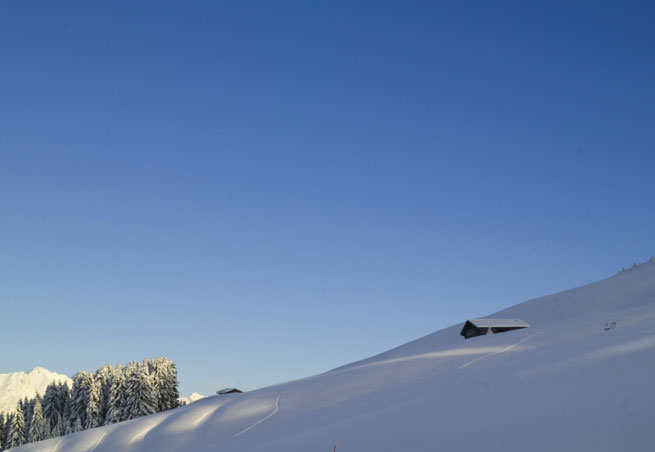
top-left (334, 444), bottom-right (337, 452)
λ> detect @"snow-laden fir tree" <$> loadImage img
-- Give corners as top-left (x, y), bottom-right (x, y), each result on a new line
top-left (73, 417), bottom-right (83, 435)
top-left (150, 357), bottom-right (180, 411)
top-left (2, 414), bottom-right (12, 448)
top-left (57, 383), bottom-right (71, 428)
top-left (165, 358), bottom-right (180, 410)
top-left (119, 362), bottom-right (139, 421)
top-left (19, 397), bottom-right (32, 438)
top-left (63, 390), bottom-right (74, 435)
top-left (8, 404), bottom-right (26, 448)
top-left (28, 399), bottom-right (48, 443)
top-left (24, 395), bottom-right (40, 437)
top-left (42, 383), bottom-right (59, 434)
top-left (70, 371), bottom-right (95, 432)
top-left (95, 364), bottom-right (114, 424)
top-left (42, 382), bottom-right (68, 437)
top-left (124, 362), bottom-right (158, 419)
top-left (0, 413), bottom-right (5, 451)
top-left (50, 413), bottom-right (65, 438)
top-left (105, 364), bottom-right (126, 424)
top-left (85, 376), bottom-right (102, 429)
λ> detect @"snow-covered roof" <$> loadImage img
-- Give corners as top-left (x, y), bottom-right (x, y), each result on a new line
top-left (466, 318), bottom-right (529, 328)
top-left (217, 387), bottom-right (243, 395)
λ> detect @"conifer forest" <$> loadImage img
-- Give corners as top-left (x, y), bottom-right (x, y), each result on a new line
top-left (0, 357), bottom-right (179, 450)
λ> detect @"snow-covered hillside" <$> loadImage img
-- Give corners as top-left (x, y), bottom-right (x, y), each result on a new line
top-left (0, 368), bottom-right (71, 414)
top-left (11, 260), bottom-right (655, 451)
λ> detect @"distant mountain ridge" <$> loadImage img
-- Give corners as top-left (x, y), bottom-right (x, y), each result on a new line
top-left (178, 392), bottom-right (205, 405)
top-left (0, 367), bottom-right (71, 414)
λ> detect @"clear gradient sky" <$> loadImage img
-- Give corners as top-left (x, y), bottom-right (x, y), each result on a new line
top-left (1, 1), bottom-right (654, 397)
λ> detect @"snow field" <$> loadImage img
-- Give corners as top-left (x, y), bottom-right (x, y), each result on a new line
top-left (11, 260), bottom-right (655, 451)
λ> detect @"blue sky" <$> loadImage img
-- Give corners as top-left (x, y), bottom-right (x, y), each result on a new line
top-left (1, 0), bottom-right (654, 396)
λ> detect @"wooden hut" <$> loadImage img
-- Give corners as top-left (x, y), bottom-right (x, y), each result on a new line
top-left (460, 318), bottom-right (529, 339)
top-left (216, 387), bottom-right (243, 395)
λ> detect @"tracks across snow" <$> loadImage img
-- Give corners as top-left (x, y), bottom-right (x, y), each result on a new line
top-left (457, 332), bottom-right (541, 369)
top-left (49, 439), bottom-right (63, 452)
top-left (232, 396), bottom-right (281, 438)
top-left (87, 426), bottom-right (114, 452)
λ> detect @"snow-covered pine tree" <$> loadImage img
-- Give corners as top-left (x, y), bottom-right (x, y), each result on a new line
top-left (0, 413), bottom-right (6, 451)
top-left (120, 362), bottom-right (138, 421)
top-left (149, 357), bottom-right (163, 410)
top-left (50, 413), bottom-right (65, 438)
top-left (28, 399), bottom-right (48, 443)
top-left (95, 364), bottom-right (114, 424)
top-left (68, 374), bottom-right (83, 432)
top-left (64, 417), bottom-right (73, 435)
top-left (0, 413), bottom-right (5, 451)
top-left (8, 405), bottom-right (26, 448)
top-left (43, 383), bottom-right (59, 434)
top-left (2, 414), bottom-right (12, 448)
top-left (70, 371), bottom-right (95, 431)
top-left (162, 358), bottom-right (180, 410)
top-left (85, 376), bottom-right (102, 429)
top-left (43, 382), bottom-right (68, 436)
top-left (167, 359), bottom-right (180, 409)
top-left (150, 357), bottom-right (180, 412)
top-left (73, 417), bottom-right (83, 434)
top-left (105, 364), bottom-right (126, 424)
top-left (124, 362), bottom-right (158, 419)
top-left (150, 357), bottom-right (163, 411)
top-left (58, 383), bottom-right (71, 424)
top-left (20, 397), bottom-right (32, 439)
top-left (63, 389), bottom-right (74, 434)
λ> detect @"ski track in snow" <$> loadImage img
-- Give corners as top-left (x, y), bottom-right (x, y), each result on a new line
top-left (49, 439), bottom-right (63, 452)
top-left (87, 427), bottom-right (111, 452)
top-left (457, 332), bottom-right (541, 369)
top-left (232, 396), bottom-right (281, 438)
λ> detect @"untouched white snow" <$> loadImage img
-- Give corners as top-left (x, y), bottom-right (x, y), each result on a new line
top-left (0, 367), bottom-right (71, 414)
top-left (11, 260), bottom-right (655, 451)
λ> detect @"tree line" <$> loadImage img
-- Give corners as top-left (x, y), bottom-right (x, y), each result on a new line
top-left (0, 357), bottom-right (180, 450)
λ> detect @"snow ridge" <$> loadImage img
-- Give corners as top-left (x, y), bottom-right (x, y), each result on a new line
top-left (232, 396), bottom-right (281, 438)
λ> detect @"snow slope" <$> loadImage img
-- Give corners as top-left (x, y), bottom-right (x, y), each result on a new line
top-left (0, 367), bottom-right (71, 414)
top-left (11, 260), bottom-right (655, 451)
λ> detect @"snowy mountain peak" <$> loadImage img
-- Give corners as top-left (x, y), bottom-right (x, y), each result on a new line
top-left (178, 392), bottom-right (206, 405)
top-left (0, 367), bottom-right (72, 414)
